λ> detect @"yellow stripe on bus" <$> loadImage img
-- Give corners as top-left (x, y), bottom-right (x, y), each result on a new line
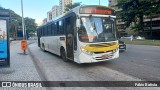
top-left (84, 42), bottom-right (118, 53)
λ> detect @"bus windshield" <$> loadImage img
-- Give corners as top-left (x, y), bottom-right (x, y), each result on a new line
top-left (78, 17), bottom-right (117, 43)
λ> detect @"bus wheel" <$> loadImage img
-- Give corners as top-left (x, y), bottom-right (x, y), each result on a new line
top-left (41, 43), bottom-right (46, 52)
top-left (61, 48), bottom-right (68, 62)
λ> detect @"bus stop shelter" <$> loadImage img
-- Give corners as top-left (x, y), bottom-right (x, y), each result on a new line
top-left (0, 9), bottom-right (10, 67)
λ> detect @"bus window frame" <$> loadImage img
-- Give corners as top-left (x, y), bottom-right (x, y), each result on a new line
top-left (59, 20), bottom-right (64, 35)
top-left (51, 23), bottom-right (54, 36)
top-left (48, 24), bottom-right (52, 36)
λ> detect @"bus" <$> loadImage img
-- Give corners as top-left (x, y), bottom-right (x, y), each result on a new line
top-left (37, 5), bottom-right (119, 63)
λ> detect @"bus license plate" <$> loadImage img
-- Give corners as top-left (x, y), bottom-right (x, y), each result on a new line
top-left (101, 54), bottom-right (109, 59)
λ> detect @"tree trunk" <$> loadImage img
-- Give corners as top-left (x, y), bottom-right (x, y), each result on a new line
top-left (139, 15), bottom-right (144, 36)
top-left (150, 14), bottom-right (152, 39)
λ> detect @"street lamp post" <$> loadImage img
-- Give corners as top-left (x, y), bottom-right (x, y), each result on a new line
top-left (25, 25), bottom-right (27, 40)
top-left (21, 0), bottom-right (27, 54)
top-left (21, 0), bottom-right (25, 40)
top-left (99, 0), bottom-right (100, 5)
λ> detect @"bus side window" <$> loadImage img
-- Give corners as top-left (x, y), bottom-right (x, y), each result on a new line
top-left (48, 24), bottom-right (52, 36)
top-left (54, 22), bottom-right (57, 35)
top-left (59, 20), bottom-right (64, 34)
top-left (47, 25), bottom-right (49, 36)
top-left (43, 27), bottom-right (46, 36)
top-left (42, 28), bottom-right (44, 36)
top-left (57, 21), bottom-right (59, 35)
top-left (51, 23), bottom-right (54, 35)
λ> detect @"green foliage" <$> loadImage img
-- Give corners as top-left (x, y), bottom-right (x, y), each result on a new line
top-left (0, 6), bottom-right (37, 38)
top-left (10, 10), bottom-right (37, 38)
top-left (10, 9), bottom-right (22, 25)
top-left (65, 2), bottom-right (81, 12)
top-left (116, 0), bottom-right (160, 34)
top-left (10, 11), bottom-right (37, 33)
top-left (24, 17), bottom-right (37, 33)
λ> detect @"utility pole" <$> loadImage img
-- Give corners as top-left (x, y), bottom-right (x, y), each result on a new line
top-left (21, 0), bottom-right (25, 40)
top-left (25, 25), bottom-right (27, 40)
top-left (21, 0), bottom-right (27, 54)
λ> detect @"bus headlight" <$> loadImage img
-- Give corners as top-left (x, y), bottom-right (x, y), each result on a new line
top-left (113, 49), bottom-right (116, 53)
top-left (80, 46), bottom-right (93, 55)
top-left (113, 48), bottom-right (118, 53)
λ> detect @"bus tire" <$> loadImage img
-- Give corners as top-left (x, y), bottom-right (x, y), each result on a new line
top-left (41, 43), bottom-right (46, 52)
top-left (61, 48), bottom-right (68, 62)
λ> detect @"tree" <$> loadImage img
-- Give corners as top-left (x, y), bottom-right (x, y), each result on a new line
top-left (24, 17), bottom-right (37, 38)
top-left (0, 6), bottom-right (37, 39)
top-left (9, 9), bottom-right (22, 38)
top-left (116, 0), bottom-right (160, 36)
top-left (65, 2), bottom-right (81, 12)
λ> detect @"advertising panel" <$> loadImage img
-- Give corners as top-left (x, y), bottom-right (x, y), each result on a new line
top-left (0, 20), bottom-right (8, 62)
top-left (0, 9), bottom-right (10, 66)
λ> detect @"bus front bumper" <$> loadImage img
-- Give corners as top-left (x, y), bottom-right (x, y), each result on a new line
top-left (77, 49), bottom-right (119, 63)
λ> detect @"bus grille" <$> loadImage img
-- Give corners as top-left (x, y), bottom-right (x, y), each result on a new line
top-left (93, 50), bottom-right (113, 54)
top-left (93, 50), bottom-right (115, 60)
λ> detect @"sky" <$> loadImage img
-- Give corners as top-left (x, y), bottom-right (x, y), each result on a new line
top-left (0, 0), bottom-right (109, 23)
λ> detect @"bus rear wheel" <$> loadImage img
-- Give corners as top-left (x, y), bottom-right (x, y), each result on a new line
top-left (61, 48), bottom-right (68, 62)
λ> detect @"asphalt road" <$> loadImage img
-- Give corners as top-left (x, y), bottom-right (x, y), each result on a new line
top-left (30, 43), bottom-right (160, 81)
top-left (28, 41), bottom-right (160, 90)
top-left (106, 44), bottom-right (160, 81)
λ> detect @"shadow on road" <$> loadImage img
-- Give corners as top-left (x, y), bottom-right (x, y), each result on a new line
top-left (43, 49), bottom-right (116, 69)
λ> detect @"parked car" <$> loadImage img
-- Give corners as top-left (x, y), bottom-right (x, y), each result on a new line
top-left (9, 37), bottom-right (14, 41)
top-left (119, 40), bottom-right (126, 51)
top-left (28, 37), bottom-right (37, 40)
top-left (135, 36), bottom-right (144, 40)
top-left (120, 35), bottom-right (133, 41)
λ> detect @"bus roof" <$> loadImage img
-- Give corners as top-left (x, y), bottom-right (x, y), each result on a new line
top-left (38, 5), bottom-right (115, 28)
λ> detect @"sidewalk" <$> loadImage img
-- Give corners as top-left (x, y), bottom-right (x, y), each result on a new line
top-left (0, 41), bottom-right (46, 90)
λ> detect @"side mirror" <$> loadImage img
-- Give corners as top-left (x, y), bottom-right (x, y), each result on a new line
top-left (76, 19), bottom-right (80, 28)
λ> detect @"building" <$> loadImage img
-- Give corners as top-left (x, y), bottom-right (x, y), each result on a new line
top-left (108, 0), bottom-right (128, 37)
top-left (109, 0), bottom-right (160, 39)
top-left (44, 0), bottom-right (73, 23)
top-left (143, 14), bottom-right (160, 39)
top-left (52, 5), bottom-right (60, 19)
top-left (108, 0), bottom-right (117, 9)
top-left (47, 11), bottom-right (52, 22)
top-left (59, 0), bottom-right (73, 15)
top-left (43, 18), bottom-right (47, 24)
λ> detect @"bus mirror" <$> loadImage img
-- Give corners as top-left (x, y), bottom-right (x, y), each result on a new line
top-left (76, 19), bottom-right (80, 28)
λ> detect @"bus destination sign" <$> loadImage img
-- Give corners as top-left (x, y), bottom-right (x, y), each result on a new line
top-left (80, 6), bottom-right (114, 15)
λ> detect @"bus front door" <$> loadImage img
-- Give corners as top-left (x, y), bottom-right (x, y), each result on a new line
top-left (65, 16), bottom-right (75, 61)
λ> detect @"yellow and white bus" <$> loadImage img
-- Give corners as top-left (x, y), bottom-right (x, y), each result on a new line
top-left (37, 5), bottom-right (119, 63)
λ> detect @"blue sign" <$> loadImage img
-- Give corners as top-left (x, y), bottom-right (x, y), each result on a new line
top-left (0, 9), bottom-right (10, 66)
top-left (0, 19), bottom-right (9, 66)
top-left (0, 20), bottom-right (8, 59)
top-left (0, 40), bottom-right (8, 58)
